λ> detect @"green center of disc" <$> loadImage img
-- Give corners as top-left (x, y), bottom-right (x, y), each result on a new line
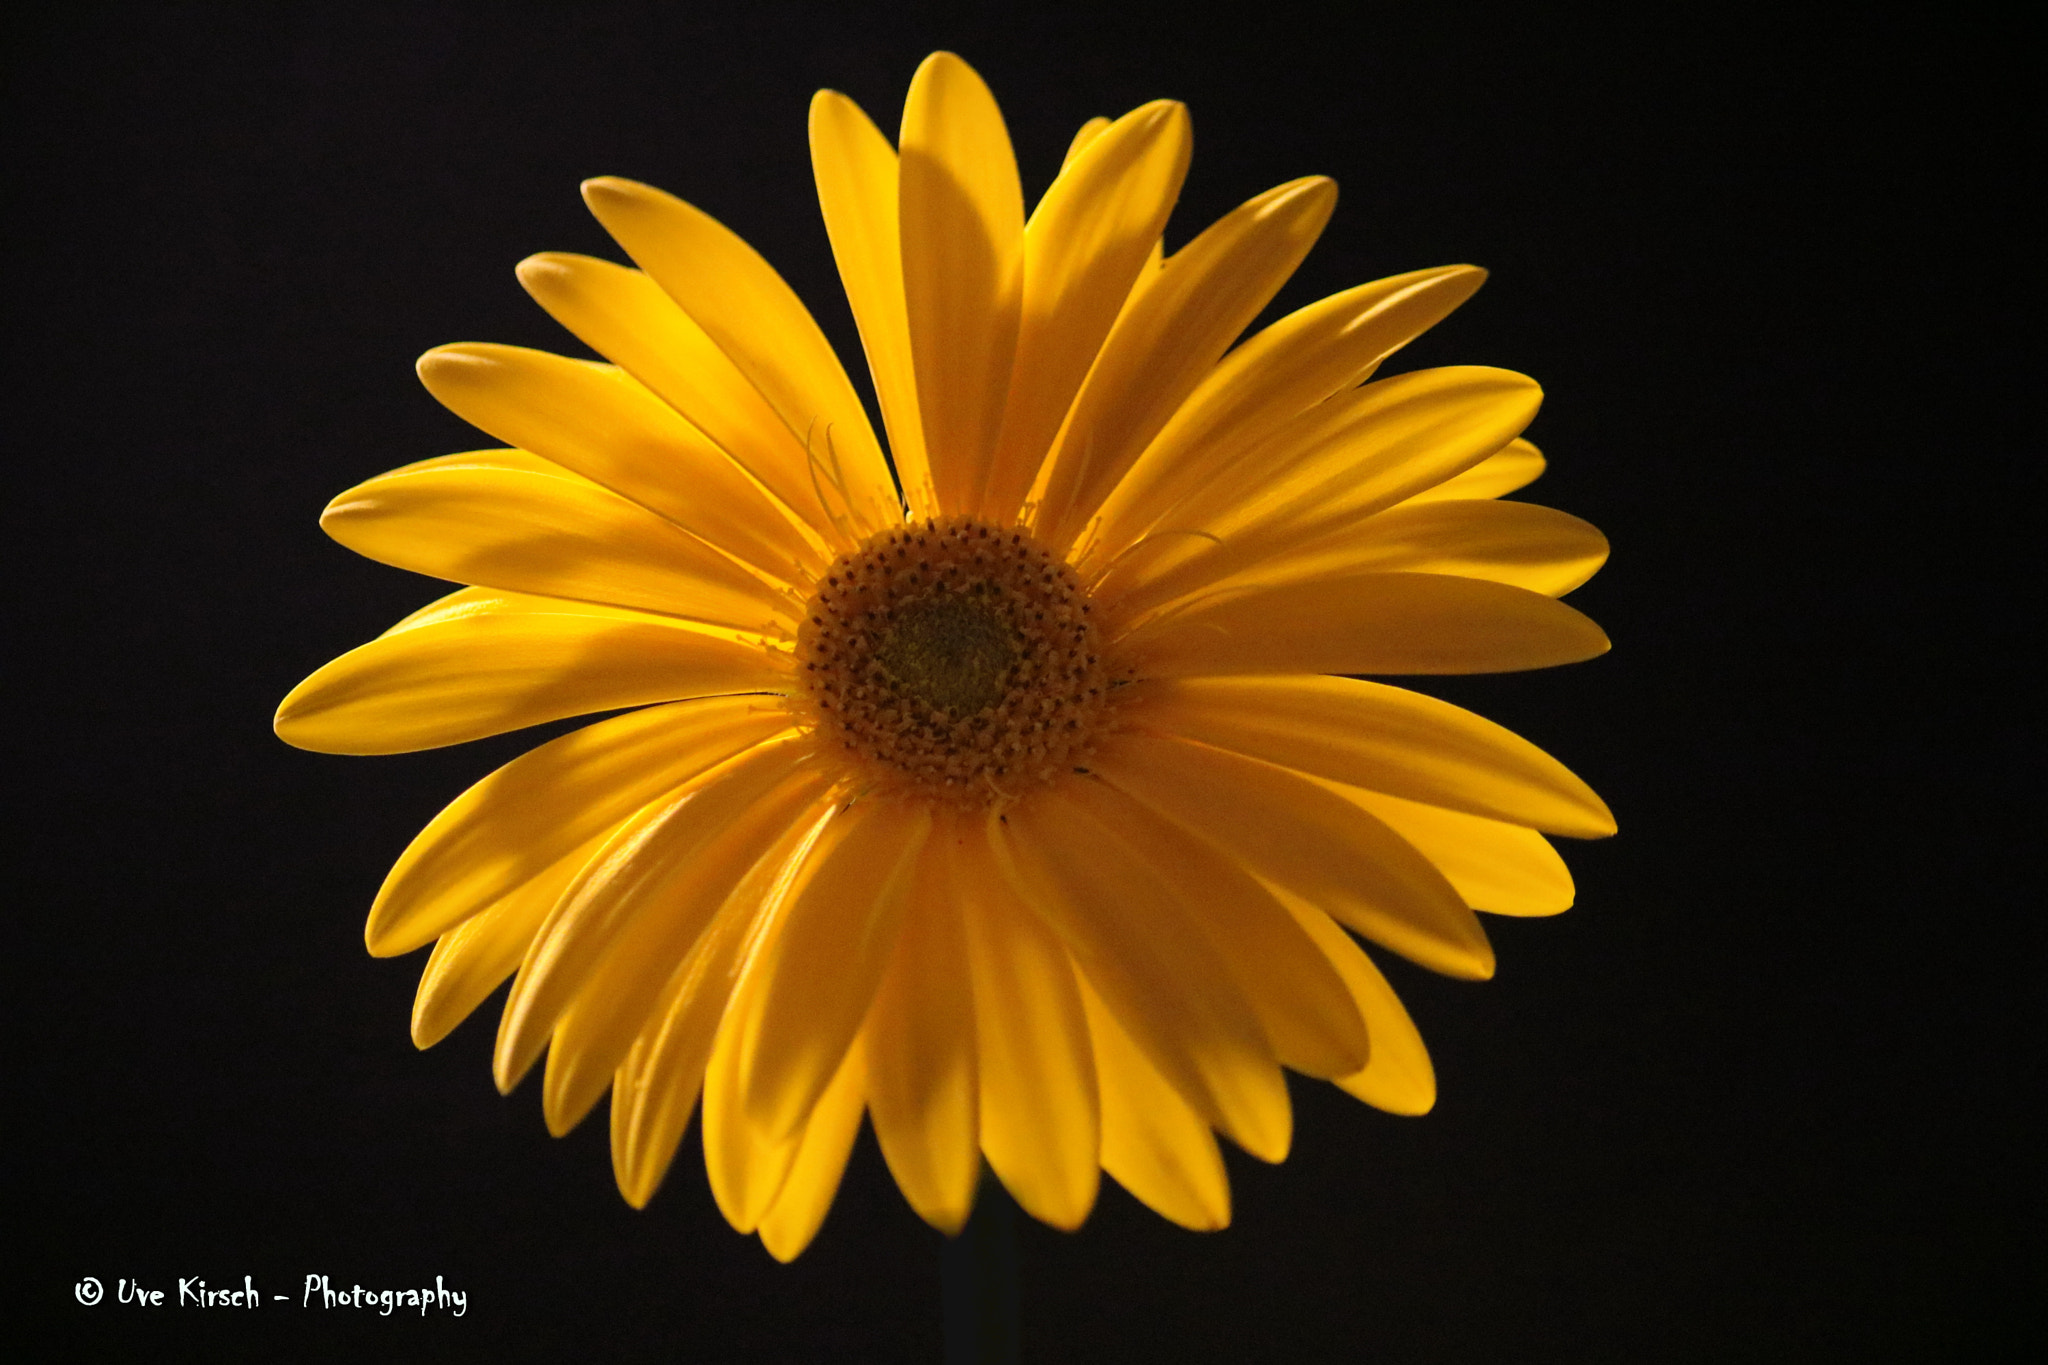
top-left (873, 591), bottom-right (1019, 716)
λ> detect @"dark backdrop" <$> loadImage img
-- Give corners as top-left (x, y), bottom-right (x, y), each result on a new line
top-left (6, 4), bottom-right (2027, 1360)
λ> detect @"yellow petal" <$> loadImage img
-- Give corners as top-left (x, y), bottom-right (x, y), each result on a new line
top-left (758, 1037), bottom-right (869, 1262)
top-left (1086, 265), bottom-right (1488, 565)
top-left (416, 345), bottom-right (822, 582)
top-left (1031, 176), bottom-right (1338, 552)
top-left (1080, 977), bottom-right (1230, 1231)
top-left (360, 697), bottom-right (793, 955)
top-left (1269, 890), bottom-right (1437, 1115)
top-left (1194, 498), bottom-right (1608, 599)
top-left (1334, 785), bottom-right (1575, 916)
top-left (408, 834), bottom-right (606, 1049)
top-left (809, 90), bottom-right (935, 517)
top-left (614, 799), bottom-right (836, 1213)
top-left (1099, 365), bottom-right (1543, 619)
top-left (1119, 571), bottom-right (1611, 678)
top-left (995, 789), bottom-right (1291, 1162)
top-left (275, 594), bottom-right (790, 757)
top-left (1136, 674), bottom-right (1616, 837)
top-left (515, 253), bottom-right (847, 557)
top-left (899, 51), bottom-right (1024, 513)
top-left (542, 760), bottom-right (832, 1137)
top-left (743, 797), bottom-right (931, 1143)
top-left (1061, 776), bottom-right (1368, 1079)
top-left (317, 450), bottom-right (799, 630)
top-left (866, 832), bottom-right (980, 1234)
top-left (952, 819), bottom-right (1100, 1229)
top-left (981, 100), bottom-right (1192, 523)
top-left (1404, 437), bottom-right (1546, 503)
top-left (1061, 116), bottom-right (1112, 168)
top-left (495, 738), bottom-right (818, 1097)
top-left (1099, 732), bottom-right (1493, 980)
top-left (580, 175), bottom-right (901, 538)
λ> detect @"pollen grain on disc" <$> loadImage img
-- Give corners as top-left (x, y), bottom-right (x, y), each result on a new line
top-left (794, 516), bottom-right (1123, 806)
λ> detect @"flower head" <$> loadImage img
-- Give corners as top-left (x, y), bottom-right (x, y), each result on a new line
top-left (277, 52), bottom-right (1613, 1260)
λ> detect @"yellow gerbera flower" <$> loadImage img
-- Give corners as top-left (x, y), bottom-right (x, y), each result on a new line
top-left (276, 51), bottom-right (1614, 1262)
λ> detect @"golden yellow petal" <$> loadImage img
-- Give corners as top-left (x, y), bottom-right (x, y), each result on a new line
top-left (1061, 116), bottom-right (1112, 168)
top-left (1269, 889), bottom-right (1437, 1115)
top-left (1080, 977), bottom-right (1231, 1231)
top-left (495, 738), bottom-right (819, 1097)
top-left (579, 175), bottom-right (901, 538)
top-left (758, 1037), bottom-right (868, 1262)
top-left (951, 819), bottom-right (1100, 1230)
top-left (866, 833), bottom-right (980, 1234)
top-left (1030, 176), bottom-right (1338, 552)
top-left (542, 760), bottom-right (833, 1138)
top-left (743, 798), bottom-right (931, 1143)
top-left (809, 90), bottom-right (936, 517)
top-left (1334, 785), bottom-right (1575, 916)
top-left (317, 450), bottom-right (800, 630)
top-left (408, 833), bottom-right (607, 1050)
top-left (1118, 571), bottom-right (1611, 678)
top-left (1186, 498), bottom-right (1608, 600)
top-left (1100, 732), bottom-right (1493, 980)
top-left (1136, 674), bottom-right (1616, 837)
top-left (981, 100), bottom-right (1192, 524)
top-left (1060, 776), bottom-right (1368, 1079)
top-left (515, 253), bottom-right (848, 558)
top-left (1404, 436), bottom-right (1546, 503)
top-left (619, 799), bottom-right (836, 1214)
top-left (275, 595), bottom-right (791, 758)
top-left (1097, 365), bottom-right (1543, 618)
top-left (899, 51), bottom-right (1025, 514)
top-left (416, 345), bottom-right (822, 582)
top-left (995, 791), bottom-right (1291, 1162)
top-left (1085, 265), bottom-right (1488, 565)
top-left (360, 697), bottom-right (793, 956)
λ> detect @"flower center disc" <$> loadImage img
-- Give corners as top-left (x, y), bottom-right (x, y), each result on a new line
top-left (796, 516), bottom-right (1117, 805)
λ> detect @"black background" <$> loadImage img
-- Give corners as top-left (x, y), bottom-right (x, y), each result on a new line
top-left (7, 4), bottom-right (2028, 1360)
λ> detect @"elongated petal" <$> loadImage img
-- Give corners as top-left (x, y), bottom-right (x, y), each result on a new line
top-left (1100, 732), bottom-right (1492, 979)
top-left (496, 738), bottom-right (816, 1095)
top-left (409, 832), bottom-right (607, 1049)
top-left (1061, 777), bottom-right (1367, 1078)
top-left (318, 450), bottom-right (798, 630)
top-left (995, 789), bottom-right (1291, 1161)
top-left (866, 833), bottom-right (980, 1233)
top-left (276, 596), bottom-right (790, 757)
top-left (1269, 888), bottom-right (1437, 1115)
top-left (1032, 176), bottom-right (1337, 551)
top-left (581, 176), bottom-right (900, 538)
top-left (1137, 674), bottom-right (1616, 837)
top-left (360, 697), bottom-right (792, 955)
top-left (953, 819), bottom-right (1099, 1229)
top-left (1201, 498), bottom-right (1608, 599)
top-left (1337, 785), bottom-right (1575, 916)
top-left (417, 345), bottom-right (821, 582)
top-left (515, 253), bottom-right (846, 556)
top-left (1120, 571), bottom-right (1611, 678)
top-left (900, 51), bottom-right (1024, 512)
top-left (758, 1039), bottom-right (869, 1262)
top-left (982, 100), bottom-right (1192, 522)
top-left (1100, 366), bottom-right (1543, 618)
top-left (542, 761), bottom-right (833, 1137)
top-left (1087, 265), bottom-right (1488, 563)
top-left (1080, 977), bottom-right (1230, 1231)
top-left (1062, 116), bottom-right (1112, 167)
top-left (810, 90), bottom-right (935, 516)
top-left (744, 798), bottom-right (931, 1142)
top-left (615, 801), bottom-right (835, 1212)
top-left (1404, 436), bottom-right (1545, 503)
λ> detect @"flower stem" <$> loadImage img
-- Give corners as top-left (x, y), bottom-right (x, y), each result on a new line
top-left (942, 1171), bottom-right (1020, 1364)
